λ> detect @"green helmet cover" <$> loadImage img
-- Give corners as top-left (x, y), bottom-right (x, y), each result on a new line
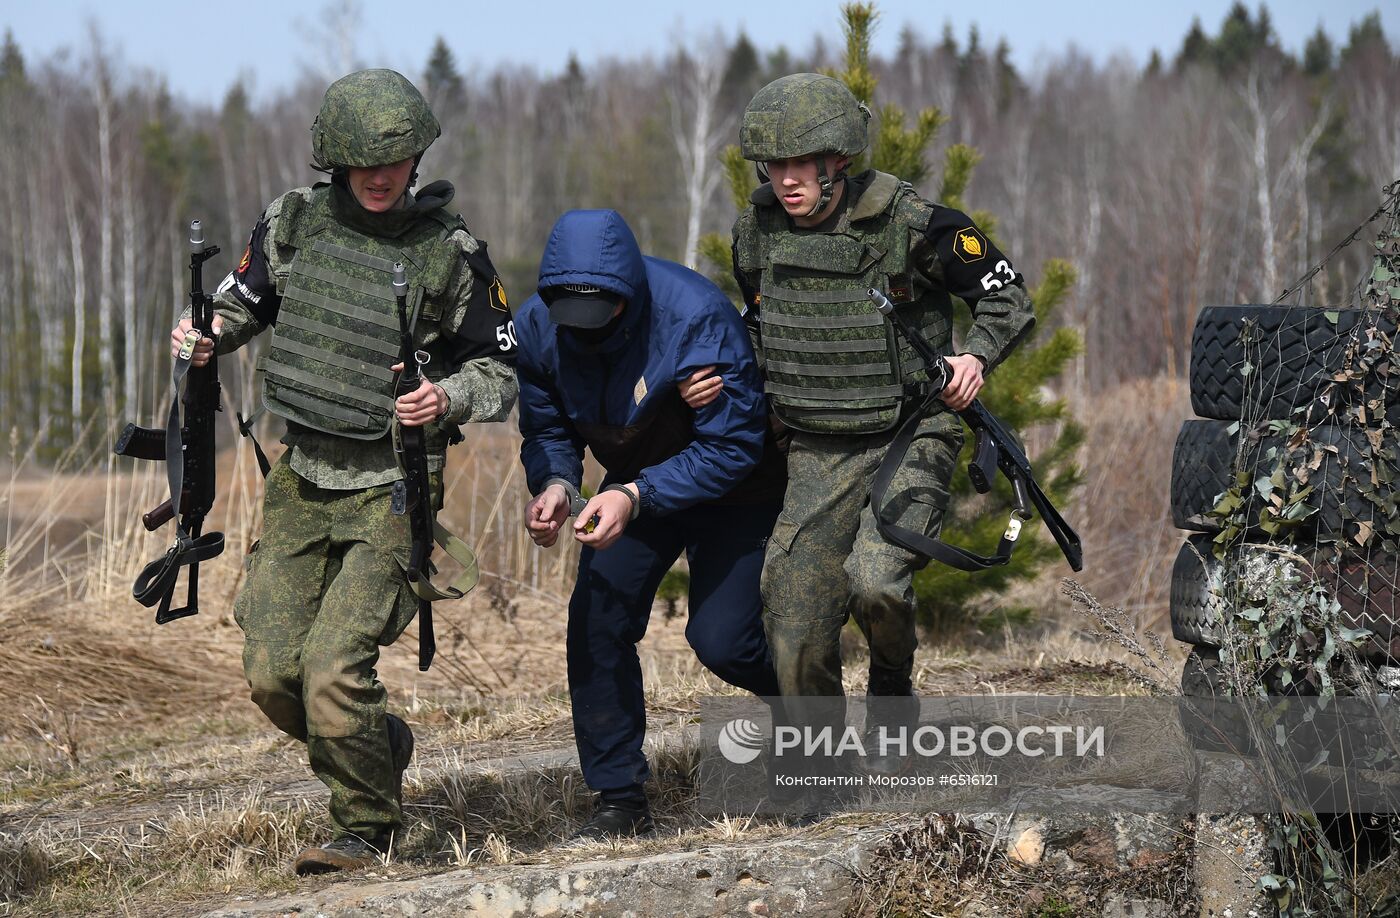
top-left (740, 72), bottom-right (870, 162)
top-left (311, 69), bottom-right (441, 170)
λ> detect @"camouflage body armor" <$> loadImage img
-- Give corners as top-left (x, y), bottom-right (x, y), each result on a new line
top-left (735, 171), bottom-right (953, 435)
top-left (261, 186), bottom-right (463, 440)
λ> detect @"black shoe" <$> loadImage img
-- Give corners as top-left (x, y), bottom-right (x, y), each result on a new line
top-left (293, 834), bottom-right (388, 876)
top-left (862, 725), bottom-right (914, 777)
top-left (387, 713), bottom-right (414, 800)
top-left (568, 797), bottom-right (655, 843)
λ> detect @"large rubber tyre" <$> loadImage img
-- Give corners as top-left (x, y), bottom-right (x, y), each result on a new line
top-left (1311, 551), bottom-right (1400, 663)
top-left (1173, 538), bottom-right (1399, 663)
top-left (1189, 304), bottom-right (1397, 421)
top-left (1170, 420), bottom-right (1236, 532)
top-left (1179, 646), bottom-right (1253, 754)
top-left (1170, 535), bottom-right (1225, 646)
top-left (1171, 420), bottom-right (1380, 540)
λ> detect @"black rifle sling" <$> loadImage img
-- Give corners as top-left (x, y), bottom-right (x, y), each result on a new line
top-left (237, 408), bottom-right (272, 478)
top-left (869, 395), bottom-right (1018, 572)
top-left (133, 352), bottom-right (225, 613)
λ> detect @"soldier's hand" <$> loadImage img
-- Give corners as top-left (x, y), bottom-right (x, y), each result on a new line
top-left (769, 411), bottom-right (792, 453)
top-left (392, 364), bottom-right (448, 427)
top-left (573, 486), bottom-right (635, 550)
top-left (525, 484), bottom-right (570, 548)
top-left (679, 365), bottom-right (723, 409)
top-left (940, 354), bottom-right (985, 411)
top-left (170, 315), bottom-right (222, 368)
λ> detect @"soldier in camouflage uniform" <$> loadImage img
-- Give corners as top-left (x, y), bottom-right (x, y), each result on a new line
top-left (723, 73), bottom-right (1035, 773)
top-left (172, 69), bottom-right (517, 872)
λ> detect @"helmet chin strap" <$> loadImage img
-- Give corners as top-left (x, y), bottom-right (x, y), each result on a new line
top-left (805, 156), bottom-right (836, 218)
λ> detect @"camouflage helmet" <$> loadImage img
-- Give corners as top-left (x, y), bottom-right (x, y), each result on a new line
top-left (740, 73), bottom-right (870, 162)
top-left (311, 69), bottom-right (441, 170)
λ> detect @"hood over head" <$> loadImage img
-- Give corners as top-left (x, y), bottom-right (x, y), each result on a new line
top-left (536, 209), bottom-right (648, 309)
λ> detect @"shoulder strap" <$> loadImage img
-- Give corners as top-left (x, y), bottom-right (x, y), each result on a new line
top-left (870, 398), bottom-right (1018, 572)
top-left (273, 186), bottom-right (329, 250)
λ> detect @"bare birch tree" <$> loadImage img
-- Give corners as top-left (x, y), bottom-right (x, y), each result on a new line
top-left (668, 37), bottom-right (729, 269)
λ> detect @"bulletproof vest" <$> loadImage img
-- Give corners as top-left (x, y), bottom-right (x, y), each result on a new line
top-left (740, 171), bottom-right (951, 435)
top-left (261, 187), bottom-right (463, 439)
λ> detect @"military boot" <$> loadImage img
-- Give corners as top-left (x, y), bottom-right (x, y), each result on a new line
top-left (387, 713), bottom-right (415, 802)
top-left (293, 834), bottom-right (388, 876)
top-left (862, 687), bottom-right (920, 777)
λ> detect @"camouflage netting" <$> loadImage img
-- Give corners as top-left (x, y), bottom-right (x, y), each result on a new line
top-left (1203, 180), bottom-right (1400, 917)
top-left (1208, 179), bottom-right (1400, 684)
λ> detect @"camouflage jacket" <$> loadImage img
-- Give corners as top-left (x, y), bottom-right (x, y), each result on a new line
top-left (203, 182), bottom-right (518, 489)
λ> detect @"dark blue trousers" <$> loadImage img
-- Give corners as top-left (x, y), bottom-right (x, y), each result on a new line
top-left (567, 500), bottom-right (781, 791)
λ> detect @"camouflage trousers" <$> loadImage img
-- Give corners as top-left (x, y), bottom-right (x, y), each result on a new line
top-left (760, 407), bottom-right (963, 717)
top-left (234, 456), bottom-right (425, 840)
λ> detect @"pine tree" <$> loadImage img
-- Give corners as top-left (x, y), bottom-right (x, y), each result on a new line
top-left (993, 39), bottom-right (1022, 113)
top-left (938, 23), bottom-right (959, 60)
top-left (1302, 26), bottom-right (1334, 77)
top-left (1341, 12), bottom-right (1390, 64)
top-left (423, 36), bottom-right (465, 110)
top-left (1175, 18), bottom-right (1211, 71)
top-left (1144, 49), bottom-right (1164, 78)
top-left (0, 30), bottom-right (25, 89)
top-left (702, 2), bottom-right (1083, 631)
top-left (720, 32), bottom-right (762, 111)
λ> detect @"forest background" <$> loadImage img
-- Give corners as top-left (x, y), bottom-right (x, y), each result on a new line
top-left (0, 1), bottom-right (1398, 646)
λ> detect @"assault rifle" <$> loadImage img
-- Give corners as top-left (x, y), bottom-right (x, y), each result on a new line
top-left (866, 288), bottom-right (1083, 573)
top-left (388, 262), bottom-right (485, 671)
top-left (390, 261), bottom-right (440, 671)
top-left (117, 220), bottom-right (227, 622)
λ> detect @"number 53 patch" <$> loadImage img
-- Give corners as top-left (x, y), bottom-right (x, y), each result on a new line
top-left (925, 207), bottom-right (1022, 302)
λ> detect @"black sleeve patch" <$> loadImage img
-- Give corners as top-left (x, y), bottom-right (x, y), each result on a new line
top-left (923, 208), bottom-right (1023, 303)
top-left (216, 215), bottom-right (281, 327)
top-left (446, 241), bottom-right (517, 367)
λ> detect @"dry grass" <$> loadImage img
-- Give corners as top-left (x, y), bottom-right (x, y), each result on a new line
top-left (848, 812), bottom-right (1198, 917)
top-left (0, 375), bottom-right (1202, 914)
top-left (1050, 374), bottom-right (1192, 636)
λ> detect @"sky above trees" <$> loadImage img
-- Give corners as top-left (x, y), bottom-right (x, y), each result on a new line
top-left (2, 0), bottom-right (1396, 106)
top-left (0, 1), bottom-right (1396, 454)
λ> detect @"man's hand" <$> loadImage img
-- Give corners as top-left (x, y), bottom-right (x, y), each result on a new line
top-left (679, 365), bottom-right (723, 409)
top-left (392, 363), bottom-right (448, 426)
top-left (170, 315), bottom-right (223, 368)
top-left (525, 483), bottom-right (571, 548)
top-left (573, 484), bottom-right (636, 550)
top-left (939, 354), bottom-right (985, 411)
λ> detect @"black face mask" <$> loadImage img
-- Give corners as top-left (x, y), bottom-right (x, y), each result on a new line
top-left (564, 312), bottom-right (625, 347)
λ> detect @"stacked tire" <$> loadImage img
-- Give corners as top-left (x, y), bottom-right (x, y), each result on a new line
top-left (1170, 305), bottom-right (1400, 696)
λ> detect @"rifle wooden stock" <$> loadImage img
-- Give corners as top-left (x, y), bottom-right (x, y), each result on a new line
top-left (142, 488), bottom-right (190, 531)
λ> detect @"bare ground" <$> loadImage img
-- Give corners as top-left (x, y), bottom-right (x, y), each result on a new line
top-left (0, 377), bottom-right (1191, 916)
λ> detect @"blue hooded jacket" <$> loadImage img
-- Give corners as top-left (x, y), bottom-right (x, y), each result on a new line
top-left (516, 210), bottom-right (775, 515)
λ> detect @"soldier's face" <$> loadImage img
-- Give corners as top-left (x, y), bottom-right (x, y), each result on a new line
top-left (347, 157), bottom-right (416, 212)
top-left (764, 154), bottom-right (850, 223)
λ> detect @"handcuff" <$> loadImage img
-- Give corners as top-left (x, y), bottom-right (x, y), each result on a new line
top-left (542, 478), bottom-right (639, 534)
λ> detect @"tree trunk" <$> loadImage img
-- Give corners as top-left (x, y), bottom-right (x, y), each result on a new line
top-left (97, 74), bottom-right (117, 418)
top-left (63, 176), bottom-right (86, 444)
